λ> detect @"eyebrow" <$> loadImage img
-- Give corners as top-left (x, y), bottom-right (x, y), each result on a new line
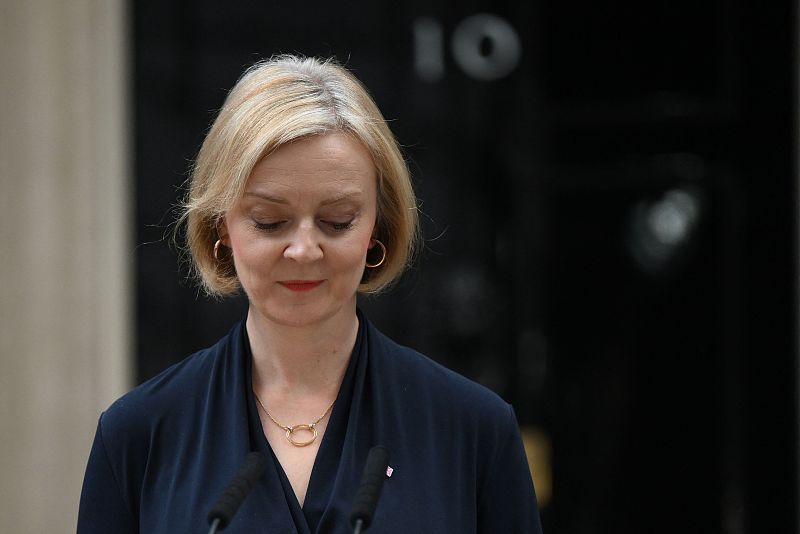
top-left (242, 191), bottom-right (362, 206)
top-left (243, 192), bottom-right (289, 204)
top-left (320, 191), bottom-right (363, 206)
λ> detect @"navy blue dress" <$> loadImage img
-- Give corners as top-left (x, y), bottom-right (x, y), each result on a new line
top-left (78, 313), bottom-right (543, 533)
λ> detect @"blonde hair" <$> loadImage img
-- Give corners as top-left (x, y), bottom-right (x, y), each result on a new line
top-left (179, 55), bottom-right (419, 296)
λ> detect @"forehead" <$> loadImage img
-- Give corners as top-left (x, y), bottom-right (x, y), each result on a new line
top-left (245, 133), bottom-right (376, 197)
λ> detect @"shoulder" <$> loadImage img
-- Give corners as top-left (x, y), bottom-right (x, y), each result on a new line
top-left (365, 320), bottom-right (514, 425)
top-left (364, 319), bottom-right (523, 497)
top-left (97, 320), bottom-right (244, 453)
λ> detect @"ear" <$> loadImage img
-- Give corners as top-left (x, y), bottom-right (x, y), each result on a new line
top-left (217, 217), bottom-right (230, 246)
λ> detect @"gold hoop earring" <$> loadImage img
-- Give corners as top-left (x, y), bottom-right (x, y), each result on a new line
top-left (213, 239), bottom-right (224, 261)
top-left (365, 240), bottom-right (387, 268)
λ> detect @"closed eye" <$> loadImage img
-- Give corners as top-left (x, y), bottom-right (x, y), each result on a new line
top-left (254, 221), bottom-right (284, 232)
top-left (328, 220), bottom-right (354, 231)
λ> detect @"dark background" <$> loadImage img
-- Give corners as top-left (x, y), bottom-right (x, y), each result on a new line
top-left (133, 1), bottom-right (797, 532)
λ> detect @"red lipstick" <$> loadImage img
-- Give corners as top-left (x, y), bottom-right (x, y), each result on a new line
top-left (279, 280), bottom-right (323, 292)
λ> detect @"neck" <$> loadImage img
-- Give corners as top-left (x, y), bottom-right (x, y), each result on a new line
top-left (247, 305), bottom-right (359, 399)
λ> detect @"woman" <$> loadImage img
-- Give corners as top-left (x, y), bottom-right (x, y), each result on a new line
top-left (78, 55), bottom-right (542, 533)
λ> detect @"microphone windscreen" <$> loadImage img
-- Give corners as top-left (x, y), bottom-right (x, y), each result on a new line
top-left (207, 452), bottom-right (266, 530)
top-left (349, 446), bottom-right (390, 529)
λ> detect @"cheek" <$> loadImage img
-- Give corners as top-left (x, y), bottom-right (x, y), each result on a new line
top-left (356, 230), bottom-right (376, 260)
top-left (228, 232), bottom-right (277, 278)
top-left (329, 236), bottom-right (371, 273)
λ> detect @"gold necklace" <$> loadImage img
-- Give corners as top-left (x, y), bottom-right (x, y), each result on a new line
top-left (253, 392), bottom-right (335, 447)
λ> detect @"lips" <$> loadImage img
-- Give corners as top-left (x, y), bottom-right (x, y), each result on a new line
top-left (279, 280), bottom-right (324, 292)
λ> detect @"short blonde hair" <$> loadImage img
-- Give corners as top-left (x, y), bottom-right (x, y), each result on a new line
top-left (179, 55), bottom-right (419, 296)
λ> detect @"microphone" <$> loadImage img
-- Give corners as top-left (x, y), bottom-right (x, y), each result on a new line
top-left (207, 451), bottom-right (266, 534)
top-left (349, 446), bottom-right (390, 534)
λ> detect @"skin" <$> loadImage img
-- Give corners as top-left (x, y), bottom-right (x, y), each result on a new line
top-left (219, 132), bottom-right (379, 507)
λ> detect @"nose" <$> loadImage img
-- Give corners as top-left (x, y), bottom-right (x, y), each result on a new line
top-left (283, 221), bottom-right (323, 263)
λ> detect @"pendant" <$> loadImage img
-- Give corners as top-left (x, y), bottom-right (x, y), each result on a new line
top-left (285, 423), bottom-right (317, 447)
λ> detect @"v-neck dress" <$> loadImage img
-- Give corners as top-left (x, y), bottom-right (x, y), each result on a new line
top-left (78, 312), bottom-right (543, 533)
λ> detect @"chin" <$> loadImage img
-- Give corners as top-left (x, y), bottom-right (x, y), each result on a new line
top-left (255, 299), bottom-right (353, 329)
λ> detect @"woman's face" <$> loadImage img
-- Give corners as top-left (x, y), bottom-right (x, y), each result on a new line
top-left (220, 132), bottom-right (377, 328)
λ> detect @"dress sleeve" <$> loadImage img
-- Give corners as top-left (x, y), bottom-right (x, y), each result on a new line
top-left (477, 404), bottom-right (544, 534)
top-left (77, 416), bottom-right (138, 534)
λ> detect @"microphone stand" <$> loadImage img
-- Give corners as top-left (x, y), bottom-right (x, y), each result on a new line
top-left (349, 446), bottom-right (390, 534)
